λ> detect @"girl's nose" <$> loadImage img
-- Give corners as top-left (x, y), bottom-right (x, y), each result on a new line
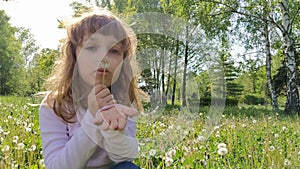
top-left (99, 59), bottom-right (110, 69)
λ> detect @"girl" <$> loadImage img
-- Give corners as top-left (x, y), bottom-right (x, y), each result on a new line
top-left (39, 7), bottom-right (143, 169)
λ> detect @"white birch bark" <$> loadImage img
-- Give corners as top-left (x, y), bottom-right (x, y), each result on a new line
top-left (280, 0), bottom-right (300, 114)
top-left (263, 14), bottom-right (279, 110)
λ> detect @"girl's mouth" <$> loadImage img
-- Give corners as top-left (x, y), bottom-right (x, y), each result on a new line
top-left (97, 68), bottom-right (111, 75)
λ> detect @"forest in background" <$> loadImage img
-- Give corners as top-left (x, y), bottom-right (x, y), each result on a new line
top-left (0, 0), bottom-right (300, 114)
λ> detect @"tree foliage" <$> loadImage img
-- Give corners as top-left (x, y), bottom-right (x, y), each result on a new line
top-left (0, 10), bottom-right (23, 95)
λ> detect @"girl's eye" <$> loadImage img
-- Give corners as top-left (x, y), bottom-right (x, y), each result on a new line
top-left (85, 46), bottom-right (97, 51)
top-left (109, 48), bottom-right (121, 55)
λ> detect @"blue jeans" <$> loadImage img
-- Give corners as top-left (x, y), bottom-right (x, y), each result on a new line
top-left (111, 161), bottom-right (140, 169)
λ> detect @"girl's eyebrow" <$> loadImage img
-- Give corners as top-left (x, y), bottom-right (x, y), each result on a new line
top-left (85, 36), bottom-right (122, 47)
top-left (113, 43), bottom-right (122, 48)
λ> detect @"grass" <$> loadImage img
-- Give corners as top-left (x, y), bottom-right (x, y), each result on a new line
top-left (0, 96), bottom-right (299, 168)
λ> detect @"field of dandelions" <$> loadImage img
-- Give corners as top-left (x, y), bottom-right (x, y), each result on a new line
top-left (0, 96), bottom-right (300, 168)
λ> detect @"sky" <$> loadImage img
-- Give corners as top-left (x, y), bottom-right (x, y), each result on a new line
top-left (0, 0), bottom-right (74, 49)
top-left (0, 0), bottom-right (246, 59)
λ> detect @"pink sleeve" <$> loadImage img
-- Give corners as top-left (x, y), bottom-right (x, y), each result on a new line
top-left (39, 103), bottom-right (102, 169)
top-left (39, 102), bottom-right (138, 169)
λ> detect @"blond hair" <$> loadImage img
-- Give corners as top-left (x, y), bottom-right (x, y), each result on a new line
top-left (45, 8), bottom-right (143, 122)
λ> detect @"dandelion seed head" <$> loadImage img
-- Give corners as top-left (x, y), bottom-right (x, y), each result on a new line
top-left (166, 149), bottom-right (176, 158)
top-left (218, 147), bottom-right (228, 156)
top-left (17, 143), bottom-right (25, 150)
top-left (284, 159), bottom-right (290, 166)
top-left (197, 135), bottom-right (205, 142)
top-left (217, 143), bottom-right (227, 149)
top-left (149, 149), bottom-right (156, 157)
top-left (269, 146), bottom-right (275, 151)
top-left (28, 123), bottom-right (34, 128)
top-left (2, 145), bottom-right (10, 152)
top-left (165, 157), bottom-right (174, 167)
top-left (180, 157), bottom-right (185, 163)
top-left (25, 127), bottom-right (32, 132)
top-left (39, 159), bottom-right (45, 167)
top-left (282, 126), bottom-right (288, 132)
top-left (29, 145), bottom-right (36, 152)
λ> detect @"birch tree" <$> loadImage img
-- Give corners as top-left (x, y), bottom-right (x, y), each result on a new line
top-left (279, 0), bottom-right (300, 114)
top-left (263, 4), bottom-right (279, 110)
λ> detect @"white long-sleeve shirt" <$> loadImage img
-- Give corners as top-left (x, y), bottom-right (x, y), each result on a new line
top-left (39, 98), bottom-right (138, 169)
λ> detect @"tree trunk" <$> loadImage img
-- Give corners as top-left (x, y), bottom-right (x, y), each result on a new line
top-left (280, 0), bottom-right (300, 114)
top-left (165, 49), bottom-right (172, 99)
top-left (182, 26), bottom-right (189, 107)
top-left (263, 16), bottom-right (279, 110)
top-left (161, 42), bottom-right (167, 105)
top-left (171, 38), bottom-right (179, 106)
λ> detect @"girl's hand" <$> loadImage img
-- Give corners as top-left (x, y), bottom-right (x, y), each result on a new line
top-left (94, 104), bottom-right (138, 130)
top-left (88, 84), bottom-right (115, 116)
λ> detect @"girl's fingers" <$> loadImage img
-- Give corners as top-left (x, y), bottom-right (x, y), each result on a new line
top-left (107, 98), bottom-right (116, 105)
top-left (94, 84), bottom-right (107, 93)
top-left (117, 117), bottom-right (127, 130)
top-left (98, 87), bottom-right (111, 98)
top-left (114, 105), bottom-right (138, 117)
top-left (109, 120), bottom-right (118, 130)
top-left (101, 120), bottom-right (110, 130)
top-left (94, 111), bottom-right (103, 125)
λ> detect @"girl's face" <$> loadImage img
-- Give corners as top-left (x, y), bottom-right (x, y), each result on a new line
top-left (76, 33), bottom-right (124, 88)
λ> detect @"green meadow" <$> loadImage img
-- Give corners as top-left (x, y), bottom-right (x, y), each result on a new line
top-left (0, 96), bottom-right (299, 168)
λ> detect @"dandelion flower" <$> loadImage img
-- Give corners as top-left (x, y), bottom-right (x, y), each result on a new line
top-left (39, 159), bottom-right (45, 167)
top-left (269, 146), bottom-right (275, 151)
top-left (284, 159), bottom-right (290, 166)
top-left (197, 136), bottom-right (205, 142)
top-left (2, 145), bottom-right (10, 152)
top-left (149, 149), bottom-right (156, 157)
top-left (165, 157), bottom-right (174, 167)
top-left (218, 147), bottom-right (228, 156)
top-left (217, 143), bottom-right (227, 149)
top-left (25, 127), bottom-right (32, 132)
top-left (166, 149), bottom-right (176, 157)
top-left (281, 126), bottom-right (288, 132)
top-left (180, 157), bottom-right (185, 163)
top-left (29, 144), bottom-right (36, 152)
top-left (17, 143), bottom-right (25, 150)
top-left (4, 131), bottom-right (10, 135)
